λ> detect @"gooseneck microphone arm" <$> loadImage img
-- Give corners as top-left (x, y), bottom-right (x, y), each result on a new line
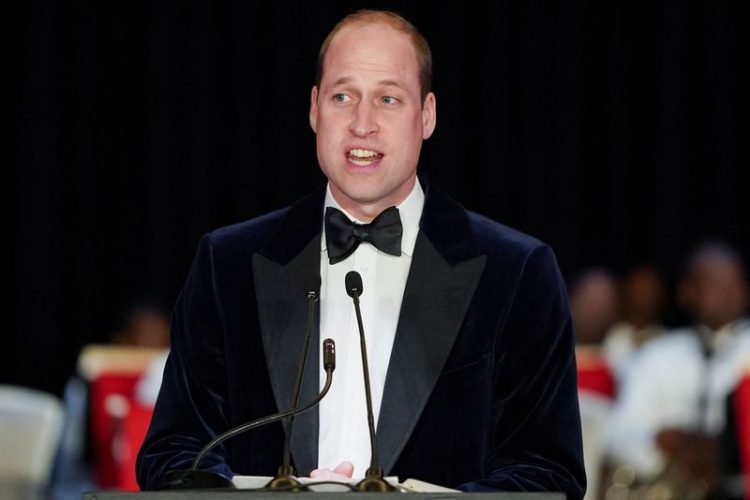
top-left (283, 288), bottom-right (318, 466)
top-left (191, 338), bottom-right (336, 472)
top-left (345, 272), bottom-right (379, 473)
top-left (267, 276), bottom-right (321, 490)
top-left (159, 339), bottom-right (336, 490)
top-left (344, 271), bottom-right (395, 492)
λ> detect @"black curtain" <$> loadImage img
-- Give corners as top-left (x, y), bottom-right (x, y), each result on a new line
top-left (11, 1), bottom-right (744, 396)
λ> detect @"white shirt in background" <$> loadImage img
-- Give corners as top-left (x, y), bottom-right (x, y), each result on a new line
top-left (602, 322), bottom-right (665, 383)
top-left (606, 319), bottom-right (750, 477)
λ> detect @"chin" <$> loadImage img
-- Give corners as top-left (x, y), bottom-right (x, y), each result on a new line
top-left (333, 176), bottom-right (385, 197)
top-left (342, 189), bottom-right (389, 206)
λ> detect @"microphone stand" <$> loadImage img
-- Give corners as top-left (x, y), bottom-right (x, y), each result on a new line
top-left (345, 271), bottom-right (396, 492)
top-left (159, 339), bottom-right (336, 490)
top-left (266, 285), bottom-right (319, 491)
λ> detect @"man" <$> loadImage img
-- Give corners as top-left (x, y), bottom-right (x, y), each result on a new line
top-left (602, 265), bottom-right (666, 383)
top-left (568, 269), bottom-right (618, 500)
top-left (606, 243), bottom-right (750, 496)
top-left (569, 269), bottom-right (619, 348)
top-left (137, 10), bottom-right (585, 497)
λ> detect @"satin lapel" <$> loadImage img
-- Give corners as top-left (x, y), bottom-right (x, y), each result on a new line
top-left (377, 233), bottom-right (486, 474)
top-left (253, 238), bottom-right (320, 476)
top-left (376, 176), bottom-right (487, 474)
top-left (252, 185), bottom-right (325, 476)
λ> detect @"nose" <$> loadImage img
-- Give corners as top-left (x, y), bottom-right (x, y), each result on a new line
top-left (348, 100), bottom-right (378, 137)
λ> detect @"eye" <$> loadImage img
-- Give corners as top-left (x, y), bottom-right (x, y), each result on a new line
top-left (381, 95), bottom-right (399, 105)
top-left (333, 93), bottom-right (351, 103)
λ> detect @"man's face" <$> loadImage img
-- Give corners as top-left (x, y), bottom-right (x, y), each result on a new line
top-left (692, 261), bottom-right (748, 329)
top-left (681, 259), bottom-right (749, 330)
top-left (309, 22), bottom-right (436, 221)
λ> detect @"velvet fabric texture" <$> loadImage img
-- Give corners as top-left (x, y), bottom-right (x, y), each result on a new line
top-left (136, 177), bottom-right (586, 498)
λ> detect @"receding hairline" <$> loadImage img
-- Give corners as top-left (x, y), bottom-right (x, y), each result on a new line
top-left (315, 10), bottom-right (433, 103)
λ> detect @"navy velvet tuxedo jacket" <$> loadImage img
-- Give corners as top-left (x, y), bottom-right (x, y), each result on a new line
top-left (136, 178), bottom-right (586, 498)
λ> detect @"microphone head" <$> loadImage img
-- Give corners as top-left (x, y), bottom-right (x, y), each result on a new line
top-left (345, 271), bottom-right (363, 298)
top-left (305, 275), bottom-right (322, 298)
top-left (323, 338), bottom-right (336, 371)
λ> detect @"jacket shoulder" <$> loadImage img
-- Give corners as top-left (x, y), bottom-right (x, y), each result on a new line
top-left (203, 207), bottom-right (290, 257)
top-left (466, 210), bottom-right (548, 261)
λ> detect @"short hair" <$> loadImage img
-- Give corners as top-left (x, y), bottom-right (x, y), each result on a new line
top-left (315, 9), bottom-right (433, 104)
top-left (685, 240), bottom-right (745, 277)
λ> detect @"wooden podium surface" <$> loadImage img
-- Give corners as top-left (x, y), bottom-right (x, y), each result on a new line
top-left (83, 492), bottom-right (564, 499)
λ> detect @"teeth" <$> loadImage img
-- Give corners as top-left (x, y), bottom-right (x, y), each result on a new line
top-left (348, 149), bottom-right (379, 159)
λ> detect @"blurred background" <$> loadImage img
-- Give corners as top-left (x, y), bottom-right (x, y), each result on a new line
top-left (8, 1), bottom-right (748, 499)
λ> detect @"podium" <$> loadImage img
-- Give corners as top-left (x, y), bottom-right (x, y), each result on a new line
top-left (83, 493), bottom-right (564, 499)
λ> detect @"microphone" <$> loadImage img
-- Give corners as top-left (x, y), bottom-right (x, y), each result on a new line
top-left (159, 338), bottom-right (336, 490)
top-left (345, 271), bottom-right (396, 492)
top-left (266, 276), bottom-right (321, 491)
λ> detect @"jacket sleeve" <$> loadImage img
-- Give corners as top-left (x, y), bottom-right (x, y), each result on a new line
top-left (460, 245), bottom-right (587, 499)
top-left (136, 233), bottom-right (235, 489)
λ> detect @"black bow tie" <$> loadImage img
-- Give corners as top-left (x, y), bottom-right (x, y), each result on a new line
top-left (324, 206), bottom-right (403, 264)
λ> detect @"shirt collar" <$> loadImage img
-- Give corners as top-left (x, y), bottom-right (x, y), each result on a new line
top-left (697, 317), bottom-right (750, 353)
top-left (321, 179), bottom-right (425, 257)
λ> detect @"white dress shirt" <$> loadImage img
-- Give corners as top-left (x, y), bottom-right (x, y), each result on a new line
top-left (317, 181), bottom-right (425, 478)
top-left (606, 319), bottom-right (750, 477)
top-left (602, 322), bottom-right (665, 383)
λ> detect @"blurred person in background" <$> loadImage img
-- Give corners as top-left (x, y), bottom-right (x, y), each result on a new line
top-left (110, 303), bottom-right (172, 406)
top-left (570, 268), bottom-right (620, 348)
top-left (109, 304), bottom-right (170, 348)
top-left (569, 269), bottom-right (620, 500)
top-left (606, 242), bottom-right (750, 499)
top-left (51, 302), bottom-right (169, 499)
top-left (603, 265), bottom-right (667, 383)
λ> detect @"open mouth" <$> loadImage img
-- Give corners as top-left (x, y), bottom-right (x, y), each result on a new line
top-left (347, 148), bottom-right (384, 167)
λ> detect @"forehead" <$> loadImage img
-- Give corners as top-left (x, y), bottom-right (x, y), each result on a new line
top-left (694, 258), bottom-right (744, 282)
top-left (322, 22), bottom-right (420, 85)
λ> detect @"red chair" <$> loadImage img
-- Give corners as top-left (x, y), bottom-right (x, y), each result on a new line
top-left (114, 402), bottom-right (154, 490)
top-left (734, 371), bottom-right (750, 500)
top-left (575, 346), bottom-right (615, 500)
top-left (89, 372), bottom-right (142, 488)
top-left (575, 346), bottom-right (616, 398)
top-left (80, 345), bottom-right (162, 489)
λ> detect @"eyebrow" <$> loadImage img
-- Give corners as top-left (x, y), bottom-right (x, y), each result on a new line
top-left (377, 79), bottom-right (405, 89)
top-left (331, 77), bottom-right (406, 89)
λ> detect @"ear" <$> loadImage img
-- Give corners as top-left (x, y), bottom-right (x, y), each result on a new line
top-left (421, 92), bottom-right (437, 139)
top-left (309, 86), bottom-right (319, 133)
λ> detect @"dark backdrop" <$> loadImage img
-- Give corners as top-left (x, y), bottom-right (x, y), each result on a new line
top-left (11, 1), bottom-right (745, 396)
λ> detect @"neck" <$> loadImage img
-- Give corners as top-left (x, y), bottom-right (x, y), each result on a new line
top-left (628, 317), bottom-right (653, 331)
top-left (329, 177), bottom-right (417, 223)
top-left (702, 319), bottom-right (735, 332)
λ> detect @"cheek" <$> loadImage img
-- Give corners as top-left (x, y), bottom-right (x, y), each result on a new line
top-left (315, 120), bottom-right (339, 146)
top-left (387, 115), bottom-right (423, 147)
